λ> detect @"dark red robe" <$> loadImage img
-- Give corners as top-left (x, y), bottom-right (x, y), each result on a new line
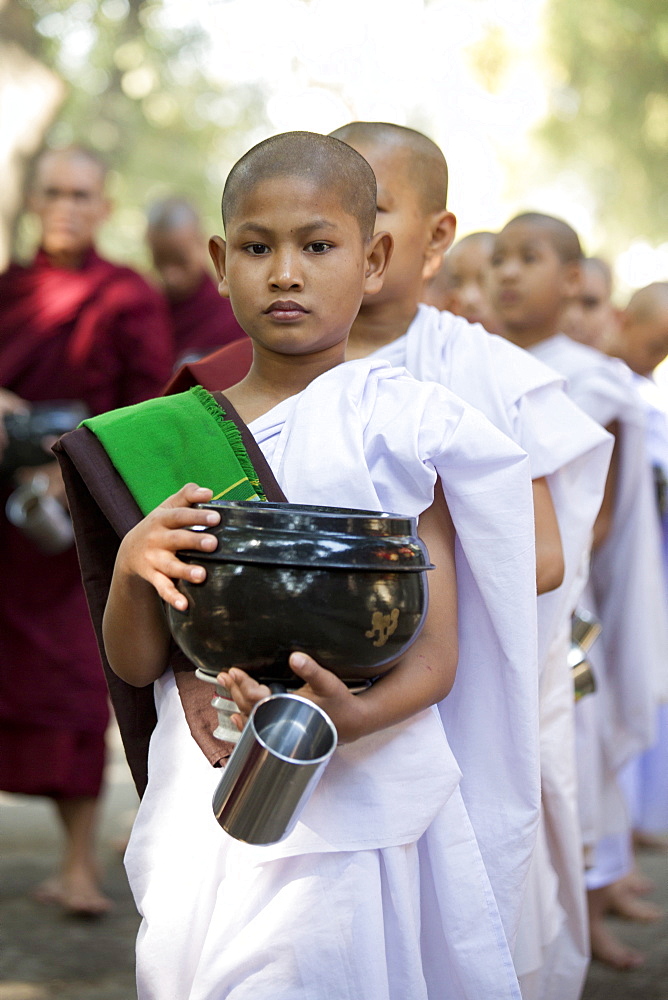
top-left (168, 272), bottom-right (246, 367)
top-left (164, 335), bottom-right (253, 395)
top-left (0, 247), bottom-right (174, 797)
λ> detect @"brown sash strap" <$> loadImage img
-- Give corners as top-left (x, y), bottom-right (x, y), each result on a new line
top-left (55, 393), bottom-right (287, 797)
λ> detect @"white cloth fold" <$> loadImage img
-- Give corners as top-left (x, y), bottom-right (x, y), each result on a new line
top-left (126, 358), bottom-right (536, 999)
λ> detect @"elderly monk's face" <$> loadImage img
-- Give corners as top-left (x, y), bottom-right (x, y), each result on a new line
top-left (30, 153), bottom-right (110, 263)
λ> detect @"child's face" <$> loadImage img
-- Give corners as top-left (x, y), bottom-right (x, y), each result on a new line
top-left (619, 309), bottom-right (668, 376)
top-left (488, 222), bottom-right (578, 338)
top-left (561, 263), bottom-right (617, 350)
top-left (446, 239), bottom-right (497, 331)
top-left (347, 142), bottom-right (442, 310)
top-left (211, 175), bottom-right (384, 357)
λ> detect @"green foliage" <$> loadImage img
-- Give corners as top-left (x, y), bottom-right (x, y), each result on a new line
top-left (540, 0), bottom-right (668, 248)
top-left (15, 0), bottom-right (267, 267)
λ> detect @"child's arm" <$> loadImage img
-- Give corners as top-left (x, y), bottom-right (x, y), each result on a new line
top-left (592, 421), bottom-right (619, 549)
top-left (532, 477), bottom-right (565, 594)
top-left (221, 480), bottom-right (458, 744)
top-left (102, 483), bottom-right (221, 687)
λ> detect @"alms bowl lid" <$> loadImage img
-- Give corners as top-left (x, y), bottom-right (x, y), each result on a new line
top-left (178, 500), bottom-right (433, 571)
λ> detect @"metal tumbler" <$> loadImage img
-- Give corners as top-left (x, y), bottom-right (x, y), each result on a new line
top-left (212, 693), bottom-right (338, 845)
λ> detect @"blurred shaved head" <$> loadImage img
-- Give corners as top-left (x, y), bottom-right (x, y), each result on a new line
top-left (504, 212), bottom-right (583, 264)
top-left (330, 121), bottom-right (448, 214)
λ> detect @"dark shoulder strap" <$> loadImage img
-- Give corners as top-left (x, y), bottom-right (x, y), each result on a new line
top-left (55, 430), bottom-right (154, 796)
top-left (212, 391), bottom-right (288, 503)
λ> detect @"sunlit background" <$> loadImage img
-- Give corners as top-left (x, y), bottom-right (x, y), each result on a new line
top-left (2, 0), bottom-right (667, 299)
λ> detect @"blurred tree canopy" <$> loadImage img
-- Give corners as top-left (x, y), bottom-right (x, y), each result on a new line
top-left (4, 0), bottom-right (267, 268)
top-left (541, 0), bottom-right (668, 248)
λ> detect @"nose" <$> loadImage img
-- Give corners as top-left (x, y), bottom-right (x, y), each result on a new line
top-left (269, 247), bottom-right (304, 291)
top-left (496, 257), bottom-right (520, 283)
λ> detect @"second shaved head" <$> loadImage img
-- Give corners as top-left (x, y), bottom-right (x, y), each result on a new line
top-left (331, 122), bottom-right (448, 215)
top-left (222, 131), bottom-right (377, 240)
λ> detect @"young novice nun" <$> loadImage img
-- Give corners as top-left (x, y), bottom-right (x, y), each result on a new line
top-left (489, 213), bottom-right (668, 971)
top-left (57, 132), bottom-right (539, 1000)
top-left (328, 122), bottom-right (611, 1000)
top-left (162, 122), bottom-right (611, 993)
top-left (423, 230), bottom-right (500, 333)
top-left (610, 283), bottom-right (668, 855)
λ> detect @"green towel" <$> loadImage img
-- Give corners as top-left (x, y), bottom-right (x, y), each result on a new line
top-left (81, 386), bottom-right (266, 515)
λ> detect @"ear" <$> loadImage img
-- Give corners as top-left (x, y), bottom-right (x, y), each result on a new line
top-left (561, 260), bottom-right (582, 301)
top-left (363, 231), bottom-right (393, 297)
top-left (208, 235), bottom-right (230, 298)
top-left (422, 211), bottom-right (457, 282)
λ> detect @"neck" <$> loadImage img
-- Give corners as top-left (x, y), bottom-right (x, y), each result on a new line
top-left (347, 298), bottom-right (419, 360)
top-left (498, 325), bottom-right (558, 351)
top-left (41, 246), bottom-right (91, 270)
top-left (225, 342), bottom-right (347, 424)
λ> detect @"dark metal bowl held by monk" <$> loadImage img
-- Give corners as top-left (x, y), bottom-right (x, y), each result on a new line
top-left (165, 501), bottom-right (433, 687)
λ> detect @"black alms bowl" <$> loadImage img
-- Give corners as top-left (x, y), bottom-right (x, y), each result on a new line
top-left (165, 501), bottom-right (433, 687)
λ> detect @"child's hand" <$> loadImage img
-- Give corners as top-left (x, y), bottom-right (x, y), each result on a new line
top-left (116, 483), bottom-right (220, 610)
top-left (219, 652), bottom-right (367, 743)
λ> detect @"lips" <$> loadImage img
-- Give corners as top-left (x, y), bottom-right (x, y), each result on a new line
top-left (265, 300), bottom-right (309, 321)
top-left (497, 290), bottom-right (521, 306)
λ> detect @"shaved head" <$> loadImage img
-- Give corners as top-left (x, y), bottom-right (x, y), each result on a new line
top-left (625, 282), bottom-right (668, 322)
top-left (31, 145), bottom-right (108, 192)
top-left (583, 256), bottom-right (612, 295)
top-left (504, 212), bottom-right (583, 264)
top-left (146, 197), bottom-right (201, 233)
top-left (330, 121), bottom-right (448, 215)
top-left (453, 231), bottom-right (495, 252)
top-left (222, 131), bottom-right (377, 240)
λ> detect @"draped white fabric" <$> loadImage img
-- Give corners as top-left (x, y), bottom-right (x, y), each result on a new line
top-left (126, 358), bottom-right (536, 999)
top-left (531, 335), bottom-right (668, 899)
top-left (373, 308), bottom-right (611, 997)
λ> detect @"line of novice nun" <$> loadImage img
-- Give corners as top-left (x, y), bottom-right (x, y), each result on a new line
top-left (51, 126), bottom-right (668, 1000)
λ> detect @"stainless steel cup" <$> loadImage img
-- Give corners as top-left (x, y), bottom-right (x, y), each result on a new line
top-left (571, 608), bottom-right (602, 653)
top-left (5, 475), bottom-right (74, 555)
top-left (212, 693), bottom-right (338, 845)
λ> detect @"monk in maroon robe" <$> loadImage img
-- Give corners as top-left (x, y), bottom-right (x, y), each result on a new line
top-left (146, 197), bottom-right (246, 367)
top-left (0, 145), bottom-right (173, 914)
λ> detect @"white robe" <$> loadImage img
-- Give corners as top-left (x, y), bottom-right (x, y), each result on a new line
top-left (125, 358), bottom-right (537, 1000)
top-left (374, 307), bottom-right (612, 999)
top-left (530, 336), bottom-right (668, 886)
top-left (622, 374), bottom-right (668, 834)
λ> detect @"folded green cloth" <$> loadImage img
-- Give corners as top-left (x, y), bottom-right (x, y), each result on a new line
top-left (81, 385), bottom-right (266, 515)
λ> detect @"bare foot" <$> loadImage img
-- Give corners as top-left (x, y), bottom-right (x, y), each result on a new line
top-left (32, 872), bottom-right (113, 917)
top-left (590, 919), bottom-right (645, 970)
top-left (609, 882), bottom-right (663, 923)
top-left (32, 876), bottom-right (64, 905)
top-left (633, 830), bottom-right (668, 852)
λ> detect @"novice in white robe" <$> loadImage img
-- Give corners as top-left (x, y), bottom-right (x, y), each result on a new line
top-left (373, 304), bottom-right (612, 999)
top-left (530, 335), bottom-right (668, 879)
top-left (124, 358), bottom-right (537, 1000)
top-left (622, 374), bottom-right (668, 836)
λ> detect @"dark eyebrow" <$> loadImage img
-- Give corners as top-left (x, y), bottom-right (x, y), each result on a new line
top-left (234, 219), bottom-right (342, 238)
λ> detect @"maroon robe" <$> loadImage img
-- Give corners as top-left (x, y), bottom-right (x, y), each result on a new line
top-left (164, 335), bottom-right (253, 395)
top-left (168, 272), bottom-right (246, 367)
top-left (0, 247), bottom-right (174, 797)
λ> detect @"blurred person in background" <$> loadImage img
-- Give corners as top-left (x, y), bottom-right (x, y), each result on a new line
top-left (146, 196), bottom-right (246, 369)
top-left (489, 213), bottom-right (668, 971)
top-left (610, 281), bottom-right (668, 866)
top-left (423, 231), bottom-right (500, 333)
top-left (561, 257), bottom-right (620, 352)
top-left (0, 144), bottom-right (173, 915)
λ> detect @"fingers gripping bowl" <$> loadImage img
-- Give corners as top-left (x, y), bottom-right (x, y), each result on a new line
top-left (165, 500), bottom-right (433, 688)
